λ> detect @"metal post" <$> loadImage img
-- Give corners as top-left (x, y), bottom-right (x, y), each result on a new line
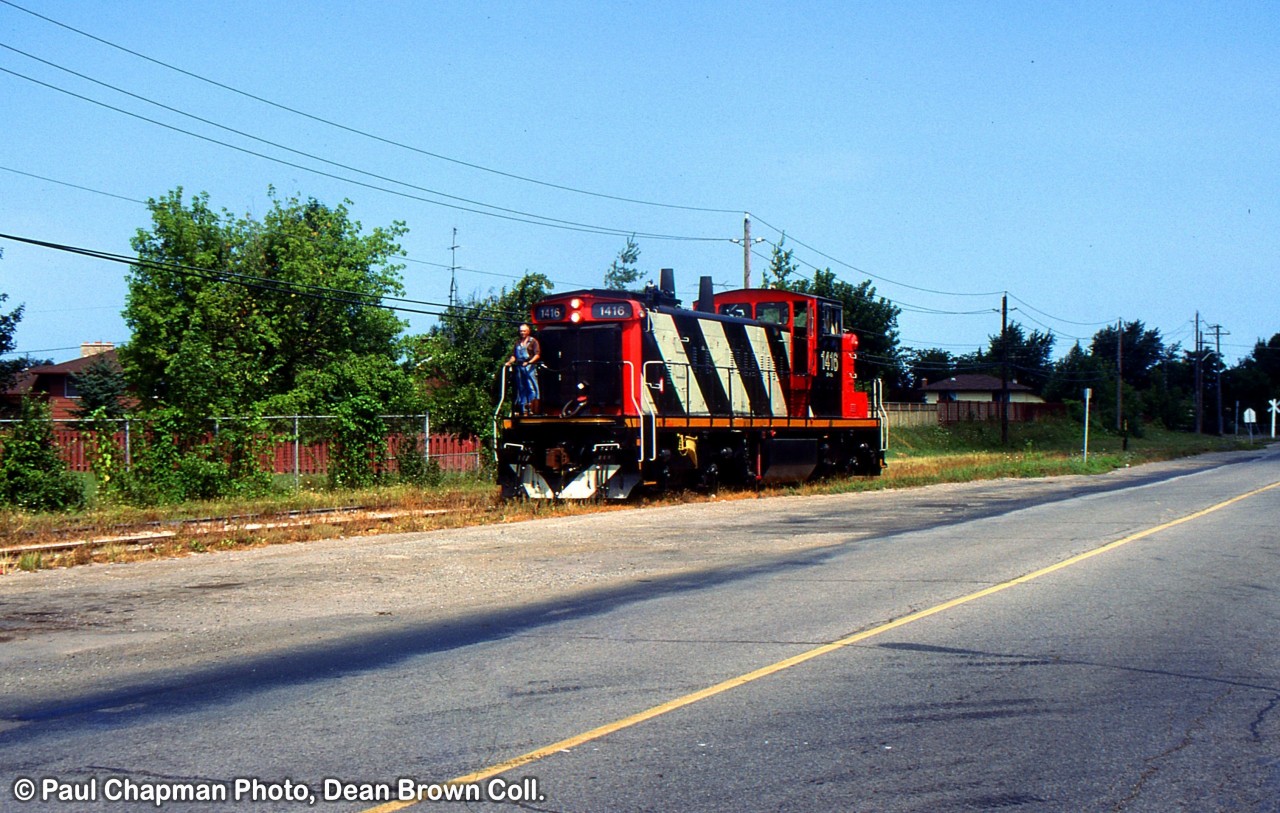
top-left (293, 416), bottom-right (300, 489)
top-left (423, 414), bottom-right (430, 466)
top-left (1083, 387), bottom-right (1092, 462)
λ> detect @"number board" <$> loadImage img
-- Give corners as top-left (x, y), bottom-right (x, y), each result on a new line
top-left (591, 302), bottom-right (633, 320)
top-left (534, 304), bottom-right (565, 322)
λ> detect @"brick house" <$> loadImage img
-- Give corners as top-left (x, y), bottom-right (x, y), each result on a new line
top-left (2, 342), bottom-right (129, 420)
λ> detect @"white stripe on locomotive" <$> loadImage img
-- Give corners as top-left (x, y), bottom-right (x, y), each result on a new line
top-left (699, 320), bottom-right (754, 415)
top-left (743, 324), bottom-right (790, 417)
top-left (648, 312), bottom-right (709, 414)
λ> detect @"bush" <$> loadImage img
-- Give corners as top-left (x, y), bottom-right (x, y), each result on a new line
top-left (329, 396), bottom-right (387, 489)
top-left (175, 455), bottom-right (233, 501)
top-left (0, 398), bottom-right (84, 512)
top-left (112, 408), bottom-right (271, 506)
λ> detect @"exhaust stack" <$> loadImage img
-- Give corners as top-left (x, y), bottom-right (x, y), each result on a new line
top-left (697, 276), bottom-right (716, 313)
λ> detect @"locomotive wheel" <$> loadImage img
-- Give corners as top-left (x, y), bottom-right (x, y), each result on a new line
top-left (700, 463), bottom-right (720, 495)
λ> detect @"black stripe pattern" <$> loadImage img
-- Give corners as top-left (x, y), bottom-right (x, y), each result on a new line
top-left (641, 310), bottom-right (791, 417)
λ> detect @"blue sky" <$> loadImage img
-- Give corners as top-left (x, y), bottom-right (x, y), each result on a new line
top-left (2, 0), bottom-right (1276, 369)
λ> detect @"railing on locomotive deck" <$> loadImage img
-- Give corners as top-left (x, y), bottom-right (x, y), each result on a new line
top-left (874, 378), bottom-right (889, 451)
top-left (494, 360), bottom-right (652, 464)
top-left (643, 359), bottom-right (783, 421)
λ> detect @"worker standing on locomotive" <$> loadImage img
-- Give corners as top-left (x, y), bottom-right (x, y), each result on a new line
top-left (504, 323), bottom-right (541, 415)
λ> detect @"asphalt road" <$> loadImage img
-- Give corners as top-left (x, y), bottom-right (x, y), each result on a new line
top-left (2, 445), bottom-right (1278, 812)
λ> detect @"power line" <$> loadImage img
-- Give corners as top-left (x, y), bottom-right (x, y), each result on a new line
top-left (0, 64), bottom-right (728, 243)
top-left (0, 0), bottom-right (741, 216)
top-left (0, 163), bottom-right (600, 292)
top-left (0, 232), bottom-right (531, 324)
top-left (2, 44), bottom-right (738, 239)
top-left (0, 164), bottom-right (146, 204)
top-left (750, 212), bottom-right (1004, 298)
top-left (1005, 292), bottom-right (1117, 329)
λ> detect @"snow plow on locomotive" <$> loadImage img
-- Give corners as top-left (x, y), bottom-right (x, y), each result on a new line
top-left (496, 269), bottom-right (887, 500)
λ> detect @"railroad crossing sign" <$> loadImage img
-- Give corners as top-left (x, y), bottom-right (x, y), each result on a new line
top-left (1270, 398), bottom-right (1279, 438)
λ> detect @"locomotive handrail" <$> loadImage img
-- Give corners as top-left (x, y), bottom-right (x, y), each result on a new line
top-left (633, 360), bottom-right (656, 462)
top-left (874, 377), bottom-right (889, 452)
top-left (491, 364), bottom-right (510, 462)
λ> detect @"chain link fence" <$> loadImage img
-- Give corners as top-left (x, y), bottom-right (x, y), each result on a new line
top-left (8, 415), bottom-right (483, 486)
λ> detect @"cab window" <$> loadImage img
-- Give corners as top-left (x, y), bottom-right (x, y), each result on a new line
top-left (793, 303), bottom-right (809, 330)
top-left (718, 303), bottom-right (751, 318)
top-left (820, 303), bottom-right (842, 335)
top-left (756, 302), bottom-right (789, 325)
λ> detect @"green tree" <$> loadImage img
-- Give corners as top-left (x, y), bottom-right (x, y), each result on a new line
top-left (763, 236), bottom-right (799, 290)
top-left (1090, 321), bottom-right (1167, 389)
top-left (1081, 321), bottom-right (1194, 432)
top-left (603, 236), bottom-right (642, 290)
top-left (0, 292), bottom-right (25, 395)
top-left (1044, 342), bottom-right (1107, 404)
top-left (407, 273), bottom-right (553, 440)
top-left (0, 398), bottom-right (84, 511)
top-left (1139, 345), bottom-right (1193, 432)
top-left (974, 322), bottom-right (1057, 393)
top-left (1224, 333), bottom-right (1280, 420)
top-left (904, 347), bottom-right (956, 390)
top-left (122, 188), bottom-right (411, 423)
top-left (70, 355), bottom-right (129, 419)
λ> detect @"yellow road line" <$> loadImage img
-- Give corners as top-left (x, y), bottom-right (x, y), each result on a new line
top-left (366, 479), bottom-right (1280, 812)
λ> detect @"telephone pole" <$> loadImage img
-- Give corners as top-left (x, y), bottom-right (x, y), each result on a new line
top-left (1208, 323), bottom-right (1229, 435)
top-left (1001, 293), bottom-right (1009, 446)
top-left (448, 228), bottom-right (460, 309)
top-left (1194, 311), bottom-right (1203, 434)
top-left (1115, 318), bottom-right (1124, 433)
top-left (731, 213), bottom-right (765, 289)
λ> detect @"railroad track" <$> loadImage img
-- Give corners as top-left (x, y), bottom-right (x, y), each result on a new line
top-left (0, 505), bottom-right (448, 557)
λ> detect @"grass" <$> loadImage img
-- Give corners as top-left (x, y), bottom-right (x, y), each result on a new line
top-left (0, 419), bottom-right (1265, 572)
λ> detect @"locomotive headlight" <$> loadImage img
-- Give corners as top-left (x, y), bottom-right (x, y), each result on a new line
top-left (570, 311), bottom-right (582, 323)
top-left (570, 298), bottom-right (582, 308)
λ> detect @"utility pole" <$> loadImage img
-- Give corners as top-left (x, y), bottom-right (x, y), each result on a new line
top-left (1208, 323), bottom-right (1229, 435)
top-left (1001, 293), bottom-right (1009, 446)
top-left (1115, 318), bottom-right (1124, 433)
top-left (732, 213), bottom-right (765, 289)
top-left (1194, 311), bottom-right (1203, 434)
top-left (448, 227), bottom-right (460, 309)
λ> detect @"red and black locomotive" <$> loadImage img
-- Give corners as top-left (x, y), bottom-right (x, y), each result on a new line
top-left (496, 269), bottom-right (886, 500)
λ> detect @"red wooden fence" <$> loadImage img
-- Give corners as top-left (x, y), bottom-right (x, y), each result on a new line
top-left (48, 429), bottom-right (483, 475)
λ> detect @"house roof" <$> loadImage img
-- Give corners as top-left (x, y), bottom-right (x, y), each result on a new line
top-left (3, 349), bottom-right (122, 397)
top-left (920, 373), bottom-right (1032, 393)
